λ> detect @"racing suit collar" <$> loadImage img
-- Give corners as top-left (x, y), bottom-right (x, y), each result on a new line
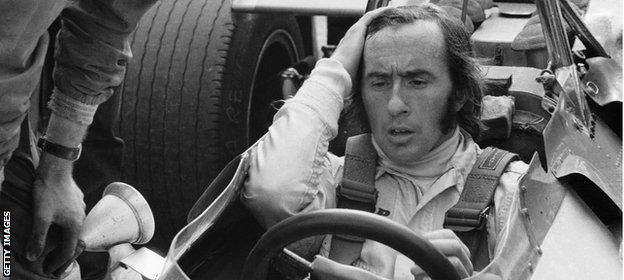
top-left (373, 126), bottom-right (462, 179)
top-left (372, 127), bottom-right (478, 211)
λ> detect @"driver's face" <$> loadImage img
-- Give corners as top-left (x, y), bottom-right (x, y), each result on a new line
top-left (361, 21), bottom-right (456, 165)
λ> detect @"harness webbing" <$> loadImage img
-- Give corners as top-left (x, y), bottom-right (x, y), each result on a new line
top-left (444, 147), bottom-right (519, 270)
top-left (329, 134), bottom-right (378, 265)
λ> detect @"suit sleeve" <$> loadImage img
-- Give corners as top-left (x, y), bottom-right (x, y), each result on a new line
top-left (242, 58), bottom-right (350, 228)
top-left (50, 0), bottom-right (157, 124)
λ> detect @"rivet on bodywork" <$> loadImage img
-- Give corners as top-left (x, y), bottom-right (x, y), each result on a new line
top-left (521, 185), bottom-right (527, 192)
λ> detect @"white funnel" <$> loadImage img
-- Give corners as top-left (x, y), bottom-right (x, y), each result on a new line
top-left (80, 182), bottom-right (155, 251)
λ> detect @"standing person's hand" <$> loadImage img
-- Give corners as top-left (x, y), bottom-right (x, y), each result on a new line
top-left (26, 154), bottom-right (86, 276)
top-left (330, 7), bottom-right (390, 93)
top-left (410, 229), bottom-right (474, 280)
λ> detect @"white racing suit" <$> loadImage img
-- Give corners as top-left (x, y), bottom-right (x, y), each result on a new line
top-left (242, 58), bottom-right (528, 279)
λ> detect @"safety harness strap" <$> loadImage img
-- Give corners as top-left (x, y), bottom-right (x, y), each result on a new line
top-left (445, 147), bottom-right (518, 231)
top-left (444, 147), bottom-right (518, 270)
top-left (329, 133), bottom-right (378, 265)
top-left (337, 134), bottom-right (378, 211)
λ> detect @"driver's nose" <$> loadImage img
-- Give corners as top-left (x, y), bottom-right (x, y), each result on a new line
top-left (387, 85), bottom-right (409, 117)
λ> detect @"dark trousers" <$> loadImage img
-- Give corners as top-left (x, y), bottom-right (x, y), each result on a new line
top-left (0, 151), bottom-right (111, 280)
top-left (0, 94), bottom-right (123, 279)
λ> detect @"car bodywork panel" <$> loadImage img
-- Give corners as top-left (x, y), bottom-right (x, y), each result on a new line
top-left (158, 151), bottom-right (265, 280)
top-left (471, 152), bottom-right (621, 280)
top-left (531, 183), bottom-right (621, 279)
top-left (582, 57), bottom-right (623, 107)
top-left (542, 73), bottom-right (622, 209)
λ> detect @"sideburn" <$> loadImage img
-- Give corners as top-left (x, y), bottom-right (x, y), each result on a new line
top-left (440, 91), bottom-right (458, 134)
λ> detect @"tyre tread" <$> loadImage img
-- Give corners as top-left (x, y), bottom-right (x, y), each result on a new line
top-left (120, 0), bottom-right (233, 248)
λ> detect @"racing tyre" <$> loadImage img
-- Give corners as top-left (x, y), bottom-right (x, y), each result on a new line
top-left (119, 0), bottom-right (304, 249)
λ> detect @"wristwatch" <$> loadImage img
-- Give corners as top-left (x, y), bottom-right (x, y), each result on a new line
top-left (37, 136), bottom-right (82, 161)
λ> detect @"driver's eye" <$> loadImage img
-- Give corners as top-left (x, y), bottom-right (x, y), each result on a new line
top-left (370, 79), bottom-right (390, 90)
top-left (408, 79), bottom-right (427, 88)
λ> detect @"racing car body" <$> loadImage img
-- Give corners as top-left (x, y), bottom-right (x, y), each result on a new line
top-left (113, 0), bottom-right (622, 279)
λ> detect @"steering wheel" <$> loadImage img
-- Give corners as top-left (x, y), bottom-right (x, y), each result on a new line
top-left (241, 209), bottom-right (460, 280)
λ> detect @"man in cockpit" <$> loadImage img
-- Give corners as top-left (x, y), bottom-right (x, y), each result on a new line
top-left (243, 4), bottom-right (527, 279)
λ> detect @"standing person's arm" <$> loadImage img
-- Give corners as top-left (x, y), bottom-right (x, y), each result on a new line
top-left (25, 1), bottom-right (157, 276)
top-left (0, 1), bottom-right (61, 186)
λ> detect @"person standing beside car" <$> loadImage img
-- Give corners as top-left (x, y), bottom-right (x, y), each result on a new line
top-left (243, 4), bottom-right (528, 279)
top-left (0, 1), bottom-right (156, 279)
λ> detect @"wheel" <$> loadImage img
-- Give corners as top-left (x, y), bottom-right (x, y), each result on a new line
top-left (119, 0), bottom-right (304, 249)
top-left (242, 209), bottom-right (461, 280)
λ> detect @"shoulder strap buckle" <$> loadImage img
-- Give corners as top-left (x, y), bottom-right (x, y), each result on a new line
top-left (444, 147), bottom-right (518, 232)
top-left (444, 205), bottom-right (491, 232)
top-left (336, 183), bottom-right (378, 213)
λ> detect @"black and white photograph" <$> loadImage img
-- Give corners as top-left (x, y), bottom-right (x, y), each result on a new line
top-left (0, 0), bottom-right (622, 279)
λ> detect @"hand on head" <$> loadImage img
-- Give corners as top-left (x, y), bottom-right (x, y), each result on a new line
top-left (330, 7), bottom-right (390, 99)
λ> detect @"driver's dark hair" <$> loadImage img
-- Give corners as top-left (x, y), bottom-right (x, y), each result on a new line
top-left (364, 4), bottom-right (483, 140)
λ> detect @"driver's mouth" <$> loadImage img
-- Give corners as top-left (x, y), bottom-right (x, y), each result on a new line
top-left (389, 128), bottom-right (413, 135)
